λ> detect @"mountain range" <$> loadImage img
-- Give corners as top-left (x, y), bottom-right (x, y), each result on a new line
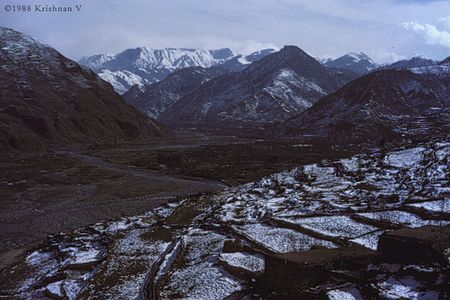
top-left (79, 47), bottom-right (234, 94)
top-left (79, 47), bottom-right (276, 94)
top-left (322, 53), bottom-right (439, 75)
top-left (123, 46), bottom-right (340, 122)
top-left (0, 27), bottom-right (168, 152)
top-left (124, 46), bottom-right (449, 141)
top-left (278, 67), bottom-right (450, 142)
top-left (2, 26), bottom-right (449, 151)
top-left (157, 46), bottom-right (354, 130)
top-left (124, 66), bottom-right (225, 119)
top-left (380, 56), bottom-right (436, 70)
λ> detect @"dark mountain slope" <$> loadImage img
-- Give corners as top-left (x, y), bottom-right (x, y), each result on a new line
top-left (0, 27), bottom-right (169, 152)
top-left (123, 67), bottom-right (224, 118)
top-left (439, 56), bottom-right (450, 65)
top-left (159, 46), bottom-right (348, 130)
top-left (278, 69), bottom-right (450, 142)
top-left (122, 50), bottom-right (278, 118)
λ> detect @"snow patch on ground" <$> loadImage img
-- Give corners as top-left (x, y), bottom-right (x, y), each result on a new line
top-left (327, 287), bottom-right (364, 300)
top-left (384, 147), bottom-right (425, 168)
top-left (292, 215), bottom-right (378, 238)
top-left (161, 229), bottom-right (242, 299)
top-left (233, 223), bottom-right (337, 253)
top-left (350, 230), bottom-right (384, 250)
top-left (219, 252), bottom-right (265, 273)
top-left (357, 210), bottom-right (447, 228)
top-left (408, 199), bottom-right (450, 213)
top-left (376, 276), bottom-right (439, 299)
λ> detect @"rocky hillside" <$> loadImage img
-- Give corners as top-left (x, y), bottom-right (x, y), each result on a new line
top-left (0, 27), bottom-right (169, 152)
top-left (278, 69), bottom-right (450, 143)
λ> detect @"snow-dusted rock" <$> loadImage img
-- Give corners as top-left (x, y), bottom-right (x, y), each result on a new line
top-left (219, 252), bottom-right (265, 276)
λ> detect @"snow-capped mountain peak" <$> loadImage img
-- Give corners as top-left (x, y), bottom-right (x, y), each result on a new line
top-left (78, 53), bottom-right (114, 70)
top-left (317, 57), bottom-right (333, 65)
top-left (157, 45), bottom-right (347, 129)
top-left (79, 47), bottom-right (236, 93)
top-left (324, 51), bottom-right (377, 74)
top-left (245, 48), bottom-right (277, 61)
top-left (346, 51), bottom-right (373, 63)
top-left (234, 48), bottom-right (277, 65)
top-left (83, 47), bottom-right (235, 71)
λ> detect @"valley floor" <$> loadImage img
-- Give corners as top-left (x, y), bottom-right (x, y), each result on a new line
top-left (0, 131), bottom-right (449, 299)
top-left (0, 131), bottom-right (351, 266)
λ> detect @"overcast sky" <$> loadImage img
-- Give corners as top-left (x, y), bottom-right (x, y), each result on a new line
top-left (1, 0), bottom-right (449, 63)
